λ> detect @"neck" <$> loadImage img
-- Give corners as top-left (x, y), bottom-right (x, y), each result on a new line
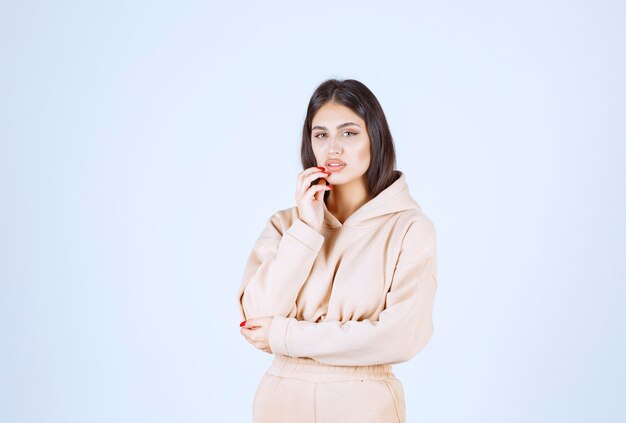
top-left (325, 176), bottom-right (369, 224)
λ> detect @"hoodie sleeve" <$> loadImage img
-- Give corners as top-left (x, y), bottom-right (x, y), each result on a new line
top-left (267, 217), bottom-right (437, 366)
top-left (237, 213), bottom-right (325, 320)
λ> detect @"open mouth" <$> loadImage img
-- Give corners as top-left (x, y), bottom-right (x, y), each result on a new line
top-left (326, 163), bottom-right (345, 172)
top-left (325, 161), bottom-right (346, 172)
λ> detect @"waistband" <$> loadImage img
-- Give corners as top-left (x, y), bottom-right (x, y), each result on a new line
top-left (265, 355), bottom-right (395, 383)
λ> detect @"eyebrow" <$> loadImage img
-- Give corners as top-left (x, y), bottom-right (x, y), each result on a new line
top-left (311, 122), bottom-right (362, 131)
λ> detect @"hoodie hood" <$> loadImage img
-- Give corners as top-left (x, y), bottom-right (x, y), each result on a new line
top-left (322, 171), bottom-right (422, 230)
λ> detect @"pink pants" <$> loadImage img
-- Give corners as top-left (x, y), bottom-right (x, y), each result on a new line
top-left (253, 355), bottom-right (406, 423)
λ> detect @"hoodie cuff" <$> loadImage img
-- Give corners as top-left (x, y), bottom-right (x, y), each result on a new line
top-left (286, 219), bottom-right (325, 253)
top-left (269, 315), bottom-right (292, 356)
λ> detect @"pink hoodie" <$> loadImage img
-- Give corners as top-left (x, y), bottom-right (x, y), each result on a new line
top-left (237, 171), bottom-right (437, 366)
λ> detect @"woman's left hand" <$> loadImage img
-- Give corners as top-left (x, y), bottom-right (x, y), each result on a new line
top-left (240, 317), bottom-right (273, 354)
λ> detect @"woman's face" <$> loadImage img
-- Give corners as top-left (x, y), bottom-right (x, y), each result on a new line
top-left (310, 102), bottom-right (371, 187)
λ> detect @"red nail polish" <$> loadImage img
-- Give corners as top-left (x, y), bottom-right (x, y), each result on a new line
top-left (240, 320), bottom-right (246, 327)
top-left (316, 166), bottom-right (325, 170)
top-left (328, 185), bottom-right (333, 190)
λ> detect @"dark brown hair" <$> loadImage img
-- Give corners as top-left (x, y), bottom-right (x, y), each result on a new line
top-left (300, 78), bottom-right (400, 201)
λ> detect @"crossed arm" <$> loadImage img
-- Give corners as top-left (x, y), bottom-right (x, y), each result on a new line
top-left (237, 214), bottom-right (437, 366)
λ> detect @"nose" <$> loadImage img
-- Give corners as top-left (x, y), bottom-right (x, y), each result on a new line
top-left (328, 135), bottom-right (342, 155)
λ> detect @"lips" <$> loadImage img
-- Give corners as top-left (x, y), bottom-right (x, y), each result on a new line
top-left (325, 160), bottom-right (346, 172)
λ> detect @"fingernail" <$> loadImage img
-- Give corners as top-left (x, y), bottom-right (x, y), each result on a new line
top-left (316, 166), bottom-right (325, 170)
top-left (328, 185), bottom-right (333, 190)
top-left (240, 320), bottom-right (246, 327)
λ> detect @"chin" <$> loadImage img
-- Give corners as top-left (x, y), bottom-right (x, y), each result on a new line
top-left (332, 174), bottom-right (358, 185)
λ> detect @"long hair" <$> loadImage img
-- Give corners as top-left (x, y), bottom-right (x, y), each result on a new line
top-left (300, 78), bottom-right (400, 201)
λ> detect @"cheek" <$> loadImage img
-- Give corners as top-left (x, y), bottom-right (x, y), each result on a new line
top-left (355, 141), bottom-right (371, 165)
top-left (310, 142), bottom-right (323, 157)
top-left (313, 147), bottom-right (327, 165)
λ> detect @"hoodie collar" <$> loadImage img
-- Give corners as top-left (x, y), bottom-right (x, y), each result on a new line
top-left (322, 171), bottom-right (422, 230)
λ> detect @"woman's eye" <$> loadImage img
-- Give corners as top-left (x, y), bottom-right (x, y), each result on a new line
top-left (314, 131), bottom-right (356, 139)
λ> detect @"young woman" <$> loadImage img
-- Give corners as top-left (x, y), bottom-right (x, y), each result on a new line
top-left (237, 78), bottom-right (437, 423)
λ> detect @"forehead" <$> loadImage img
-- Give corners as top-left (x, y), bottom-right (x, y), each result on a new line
top-left (312, 102), bottom-right (365, 126)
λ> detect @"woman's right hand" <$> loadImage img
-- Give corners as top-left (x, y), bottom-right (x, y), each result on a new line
top-left (296, 166), bottom-right (333, 232)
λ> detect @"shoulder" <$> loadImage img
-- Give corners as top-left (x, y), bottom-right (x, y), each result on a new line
top-left (264, 206), bottom-right (299, 234)
top-left (396, 209), bottom-right (436, 260)
top-left (396, 207), bottom-right (436, 236)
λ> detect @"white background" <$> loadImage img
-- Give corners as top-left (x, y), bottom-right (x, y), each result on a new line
top-left (1, 1), bottom-right (624, 422)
